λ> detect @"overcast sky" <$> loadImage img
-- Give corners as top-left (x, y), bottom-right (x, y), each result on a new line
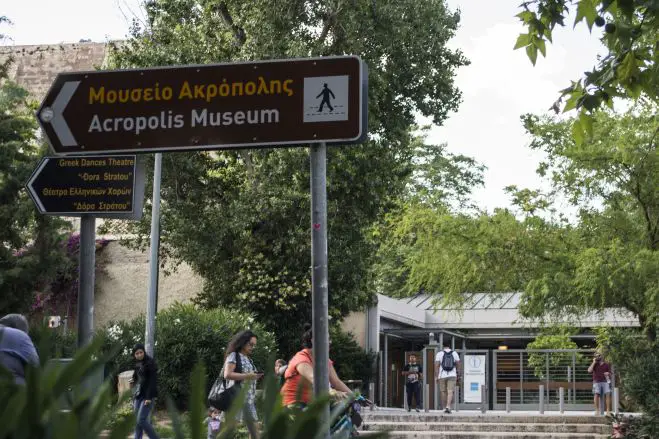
top-left (2, 0), bottom-right (606, 213)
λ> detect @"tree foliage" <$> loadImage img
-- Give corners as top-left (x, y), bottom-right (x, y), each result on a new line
top-left (515, 0), bottom-right (658, 145)
top-left (101, 0), bottom-right (468, 354)
top-left (374, 204), bottom-right (570, 307)
top-left (527, 327), bottom-right (581, 380)
top-left (519, 104), bottom-right (658, 340)
top-left (100, 303), bottom-right (277, 409)
top-left (0, 16), bottom-right (12, 78)
top-left (375, 106), bottom-right (658, 340)
top-left (597, 328), bottom-right (659, 435)
top-left (329, 325), bottom-right (376, 390)
top-left (0, 80), bottom-right (70, 315)
top-left (404, 130), bottom-right (485, 210)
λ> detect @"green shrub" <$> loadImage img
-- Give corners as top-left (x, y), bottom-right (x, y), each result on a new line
top-left (101, 303), bottom-right (277, 409)
top-left (527, 328), bottom-right (582, 380)
top-left (1, 335), bottom-right (388, 439)
top-left (329, 326), bottom-right (375, 393)
top-left (105, 400), bottom-right (134, 432)
top-left (28, 323), bottom-right (77, 361)
top-left (0, 336), bottom-right (135, 439)
top-left (597, 328), bottom-right (659, 438)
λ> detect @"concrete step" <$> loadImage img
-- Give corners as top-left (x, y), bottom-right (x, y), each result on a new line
top-left (384, 432), bottom-right (608, 439)
top-left (364, 422), bottom-right (609, 434)
top-left (361, 413), bottom-right (609, 425)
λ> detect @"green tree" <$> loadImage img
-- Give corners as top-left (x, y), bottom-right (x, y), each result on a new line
top-left (102, 0), bottom-right (468, 354)
top-left (527, 327), bottom-right (581, 380)
top-left (596, 328), bottom-right (659, 435)
top-left (374, 204), bottom-right (569, 309)
top-left (0, 79), bottom-right (70, 315)
top-left (372, 132), bottom-right (487, 301)
top-left (0, 16), bottom-right (12, 78)
top-left (329, 325), bottom-right (376, 390)
top-left (519, 104), bottom-right (658, 340)
top-left (515, 0), bottom-right (658, 145)
top-left (376, 106), bottom-right (659, 340)
top-left (404, 130), bottom-right (485, 210)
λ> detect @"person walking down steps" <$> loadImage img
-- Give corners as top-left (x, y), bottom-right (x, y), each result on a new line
top-left (402, 354), bottom-right (423, 412)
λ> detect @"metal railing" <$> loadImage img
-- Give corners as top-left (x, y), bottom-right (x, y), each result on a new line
top-left (493, 349), bottom-right (596, 411)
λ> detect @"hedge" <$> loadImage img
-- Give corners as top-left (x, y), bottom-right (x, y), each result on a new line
top-left (101, 303), bottom-right (277, 408)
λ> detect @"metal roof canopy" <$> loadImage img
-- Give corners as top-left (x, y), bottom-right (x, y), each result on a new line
top-left (382, 328), bottom-right (467, 339)
top-left (381, 328), bottom-right (597, 341)
top-left (405, 292), bottom-right (522, 311)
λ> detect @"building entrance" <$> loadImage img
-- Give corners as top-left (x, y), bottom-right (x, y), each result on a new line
top-left (379, 330), bottom-right (601, 412)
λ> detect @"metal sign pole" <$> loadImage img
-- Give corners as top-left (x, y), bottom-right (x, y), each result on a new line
top-left (77, 214), bottom-right (96, 348)
top-left (145, 153), bottom-right (163, 357)
top-left (310, 142), bottom-right (330, 438)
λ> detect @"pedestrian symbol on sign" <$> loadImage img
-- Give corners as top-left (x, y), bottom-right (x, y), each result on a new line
top-left (303, 75), bottom-right (349, 123)
top-left (316, 84), bottom-right (336, 112)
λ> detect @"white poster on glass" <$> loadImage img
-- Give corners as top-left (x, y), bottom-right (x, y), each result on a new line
top-left (463, 355), bottom-right (486, 403)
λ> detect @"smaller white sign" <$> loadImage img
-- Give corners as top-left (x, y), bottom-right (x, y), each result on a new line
top-left (463, 355), bottom-right (486, 403)
top-left (303, 75), bottom-right (349, 122)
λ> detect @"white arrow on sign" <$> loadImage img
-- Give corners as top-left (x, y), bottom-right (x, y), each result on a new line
top-left (25, 158), bottom-right (49, 214)
top-left (39, 81), bottom-right (80, 147)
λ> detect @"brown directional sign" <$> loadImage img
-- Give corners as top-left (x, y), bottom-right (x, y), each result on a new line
top-left (26, 155), bottom-right (146, 219)
top-left (36, 56), bottom-right (366, 155)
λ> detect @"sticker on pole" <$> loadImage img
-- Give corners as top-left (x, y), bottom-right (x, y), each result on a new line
top-left (303, 75), bottom-right (349, 122)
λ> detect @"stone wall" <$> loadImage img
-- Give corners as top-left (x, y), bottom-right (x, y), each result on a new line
top-left (1, 43), bottom-right (207, 326)
top-left (0, 42), bottom-right (109, 99)
top-left (94, 241), bottom-right (203, 329)
top-left (342, 311), bottom-right (367, 349)
top-left (1, 42), bottom-right (111, 232)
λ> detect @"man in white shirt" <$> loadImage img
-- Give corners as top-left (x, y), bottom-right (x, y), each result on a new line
top-left (435, 342), bottom-right (460, 413)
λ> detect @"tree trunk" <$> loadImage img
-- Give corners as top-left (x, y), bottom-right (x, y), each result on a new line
top-left (638, 313), bottom-right (657, 342)
top-left (646, 323), bottom-right (657, 343)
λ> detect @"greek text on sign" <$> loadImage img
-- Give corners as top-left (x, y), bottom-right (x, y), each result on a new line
top-left (26, 155), bottom-right (138, 215)
top-left (37, 56), bottom-right (366, 155)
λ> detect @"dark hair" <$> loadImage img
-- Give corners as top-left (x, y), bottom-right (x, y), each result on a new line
top-left (133, 343), bottom-right (146, 355)
top-left (0, 314), bottom-right (29, 333)
top-left (225, 330), bottom-right (257, 359)
top-left (443, 341), bottom-right (451, 349)
top-left (302, 323), bottom-right (313, 348)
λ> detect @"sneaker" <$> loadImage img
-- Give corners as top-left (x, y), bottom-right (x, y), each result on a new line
top-left (415, 408), bottom-right (420, 412)
top-left (407, 408), bottom-right (411, 412)
top-left (444, 408), bottom-right (451, 414)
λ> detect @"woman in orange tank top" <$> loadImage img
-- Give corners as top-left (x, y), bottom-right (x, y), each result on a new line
top-left (280, 323), bottom-right (352, 407)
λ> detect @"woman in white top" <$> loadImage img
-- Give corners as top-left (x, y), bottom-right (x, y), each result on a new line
top-left (223, 330), bottom-right (263, 438)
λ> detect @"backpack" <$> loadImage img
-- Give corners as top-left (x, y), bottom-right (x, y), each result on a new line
top-left (441, 350), bottom-right (455, 372)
